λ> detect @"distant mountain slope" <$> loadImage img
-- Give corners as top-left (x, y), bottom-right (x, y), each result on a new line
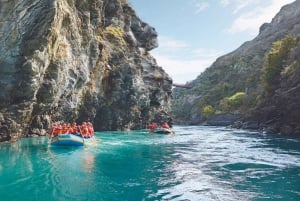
top-left (172, 0), bottom-right (300, 134)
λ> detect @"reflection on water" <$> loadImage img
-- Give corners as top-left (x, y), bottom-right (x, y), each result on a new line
top-left (0, 127), bottom-right (299, 201)
top-left (82, 151), bottom-right (95, 173)
top-left (0, 137), bottom-right (49, 187)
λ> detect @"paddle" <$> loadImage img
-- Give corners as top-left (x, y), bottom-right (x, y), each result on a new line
top-left (49, 126), bottom-right (56, 139)
top-left (78, 126), bottom-right (85, 144)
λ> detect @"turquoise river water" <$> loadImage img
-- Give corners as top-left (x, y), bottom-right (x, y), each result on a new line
top-left (0, 126), bottom-right (299, 201)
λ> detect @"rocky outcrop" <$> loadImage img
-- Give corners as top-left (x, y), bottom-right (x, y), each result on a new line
top-left (0, 0), bottom-right (172, 142)
top-left (241, 41), bottom-right (300, 136)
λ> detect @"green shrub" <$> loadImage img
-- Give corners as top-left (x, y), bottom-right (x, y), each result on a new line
top-left (202, 105), bottom-right (215, 119)
top-left (229, 92), bottom-right (247, 104)
top-left (103, 26), bottom-right (126, 46)
top-left (219, 92), bottom-right (247, 112)
top-left (262, 35), bottom-right (300, 95)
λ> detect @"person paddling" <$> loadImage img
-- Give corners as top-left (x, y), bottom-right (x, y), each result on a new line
top-left (161, 122), bottom-right (170, 130)
top-left (88, 122), bottom-right (94, 137)
top-left (49, 123), bottom-right (58, 138)
top-left (148, 122), bottom-right (158, 132)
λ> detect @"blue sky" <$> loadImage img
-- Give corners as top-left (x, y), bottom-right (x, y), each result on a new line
top-left (129, 0), bottom-right (295, 83)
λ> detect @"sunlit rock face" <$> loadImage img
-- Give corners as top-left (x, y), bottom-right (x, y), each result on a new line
top-left (0, 0), bottom-right (172, 141)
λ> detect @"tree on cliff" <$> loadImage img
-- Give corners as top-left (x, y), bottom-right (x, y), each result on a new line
top-left (262, 35), bottom-right (300, 96)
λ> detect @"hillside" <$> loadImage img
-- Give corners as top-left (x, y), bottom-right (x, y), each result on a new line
top-left (242, 35), bottom-right (300, 135)
top-left (172, 0), bottom-right (300, 135)
top-left (0, 0), bottom-right (172, 142)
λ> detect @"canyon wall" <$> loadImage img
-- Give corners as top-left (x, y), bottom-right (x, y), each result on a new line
top-left (0, 0), bottom-right (172, 141)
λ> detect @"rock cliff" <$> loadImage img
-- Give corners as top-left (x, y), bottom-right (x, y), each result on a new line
top-left (242, 35), bottom-right (300, 135)
top-left (0, 0), bottom-right (172, 142)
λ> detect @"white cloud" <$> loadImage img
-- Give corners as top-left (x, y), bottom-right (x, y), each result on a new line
top-left (158, 36), bottom-right (189, 49)
top-left (156, 36), bottom-right (223, 59)
top-left (232, 0), bottom-right (260, 14)
top-left (220, 0), bottom-right (262, 10)
top-left (192, 48), bottom-right (224, 59)
top-left (227, 0), bottom-right (295, 35)
top-left (151, 36), bottom-right (224, 83)
top-left (195, 2), bottom-right (210, 14)
top-left (152, 53), bottom-right (213, 83)
top-left (220, 0), bottom-right (230, 7)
